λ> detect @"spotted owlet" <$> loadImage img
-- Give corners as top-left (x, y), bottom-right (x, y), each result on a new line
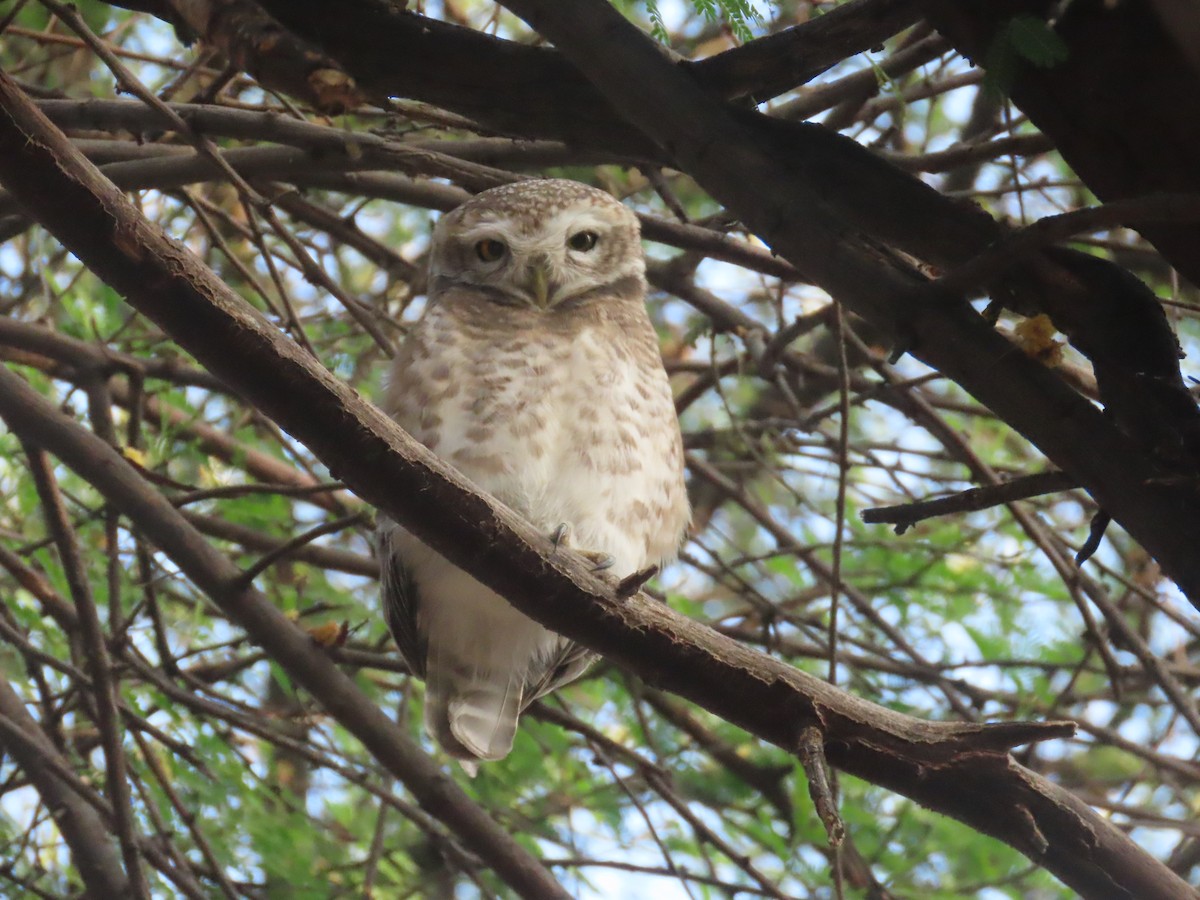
top-left (378, 179), bottom-right (689, 771)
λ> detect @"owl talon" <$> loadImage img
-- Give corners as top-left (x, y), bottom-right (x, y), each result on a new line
top-left (548, 525), bottom-right (612, 571)
top-left (549, 523), bottom-right (571, 552)
top-left (582, 551), bottom-right (615, 572)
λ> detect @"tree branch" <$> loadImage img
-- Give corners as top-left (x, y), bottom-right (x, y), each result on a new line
top-left (926, 0), bottom-right (1200, 289)
top-left (237, 0), bottom-right (922, 148)
top-left (862, 470), bottom-right (1078, 531)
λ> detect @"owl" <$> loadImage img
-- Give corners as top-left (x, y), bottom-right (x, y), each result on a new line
top-left (378, 179), bottom-right (689, 772)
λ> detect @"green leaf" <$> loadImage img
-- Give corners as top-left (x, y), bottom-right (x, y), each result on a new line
top-left (984, 14), bottom-right (1069, 97)
top-left (1007, 14), bottom-right (1070, 68)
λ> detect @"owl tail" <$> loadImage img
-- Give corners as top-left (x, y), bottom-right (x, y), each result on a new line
top-left (424, 666), bottom-right (523, 771)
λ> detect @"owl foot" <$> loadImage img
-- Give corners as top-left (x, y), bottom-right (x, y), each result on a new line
top-left (549, 523), bottom-right (614, 572)
top-left (549, 522), bottom-right (571, 551)
top-left (580, 550), bottom-right (615, 573)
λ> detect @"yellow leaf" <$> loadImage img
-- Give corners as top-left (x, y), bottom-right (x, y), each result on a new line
top-left (307, 68), bottom-right (361, 114)
top-left (307, 620), bottom-right (348, 647)
top-left (1013, 314), bottom-right (1064, 367)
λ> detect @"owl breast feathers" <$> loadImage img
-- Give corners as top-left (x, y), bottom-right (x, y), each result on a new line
top-left (378, 179), bottom-right (689, 771)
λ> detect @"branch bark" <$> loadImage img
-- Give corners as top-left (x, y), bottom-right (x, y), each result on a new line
top-left (863, 470), bottom-right (1078, 531)
top-left (0, 65), bottom-right (1192, 900)
top-left (239, 0), bottom-right (923, 147)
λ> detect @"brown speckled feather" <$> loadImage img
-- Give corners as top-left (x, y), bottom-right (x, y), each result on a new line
top-left (378, 180), bottom-right (689, 767)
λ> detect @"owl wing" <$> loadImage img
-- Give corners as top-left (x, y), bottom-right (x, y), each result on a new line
top-left (377, 516), bottom-right (426, 678)
top-left (523, 637), bottom-right (596, 709)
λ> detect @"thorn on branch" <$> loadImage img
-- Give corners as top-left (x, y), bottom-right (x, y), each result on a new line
top-left (615, 565), bottom-right (659, 599)
top-left (1074, 510), bottom-right (1112, 565)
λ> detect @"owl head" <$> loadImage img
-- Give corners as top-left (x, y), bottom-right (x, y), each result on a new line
top-left (428, 179), bottom-right (645, 310)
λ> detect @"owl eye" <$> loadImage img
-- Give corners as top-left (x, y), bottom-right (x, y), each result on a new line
top-left (474, 239), bottom-right (507, 262)
top-left (568, 230), bottom-right (599, 252)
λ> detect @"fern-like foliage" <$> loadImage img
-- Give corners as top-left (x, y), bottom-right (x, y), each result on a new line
top-left (646, 0), bottom-right (764, 43)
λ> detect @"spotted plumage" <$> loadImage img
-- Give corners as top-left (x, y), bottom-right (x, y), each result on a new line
top-left (378, 179), bottom-right (689, 771)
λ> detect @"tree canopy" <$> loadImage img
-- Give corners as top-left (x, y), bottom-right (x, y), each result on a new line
top-left (0, 1), bottom-right (1198, 897)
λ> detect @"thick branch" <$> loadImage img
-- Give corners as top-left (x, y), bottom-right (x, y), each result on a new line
top-left (242, 0), bottom-right (922, 149)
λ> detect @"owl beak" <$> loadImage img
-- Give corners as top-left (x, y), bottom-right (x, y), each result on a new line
top-left (524, 259), bottom-right (553, 308)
